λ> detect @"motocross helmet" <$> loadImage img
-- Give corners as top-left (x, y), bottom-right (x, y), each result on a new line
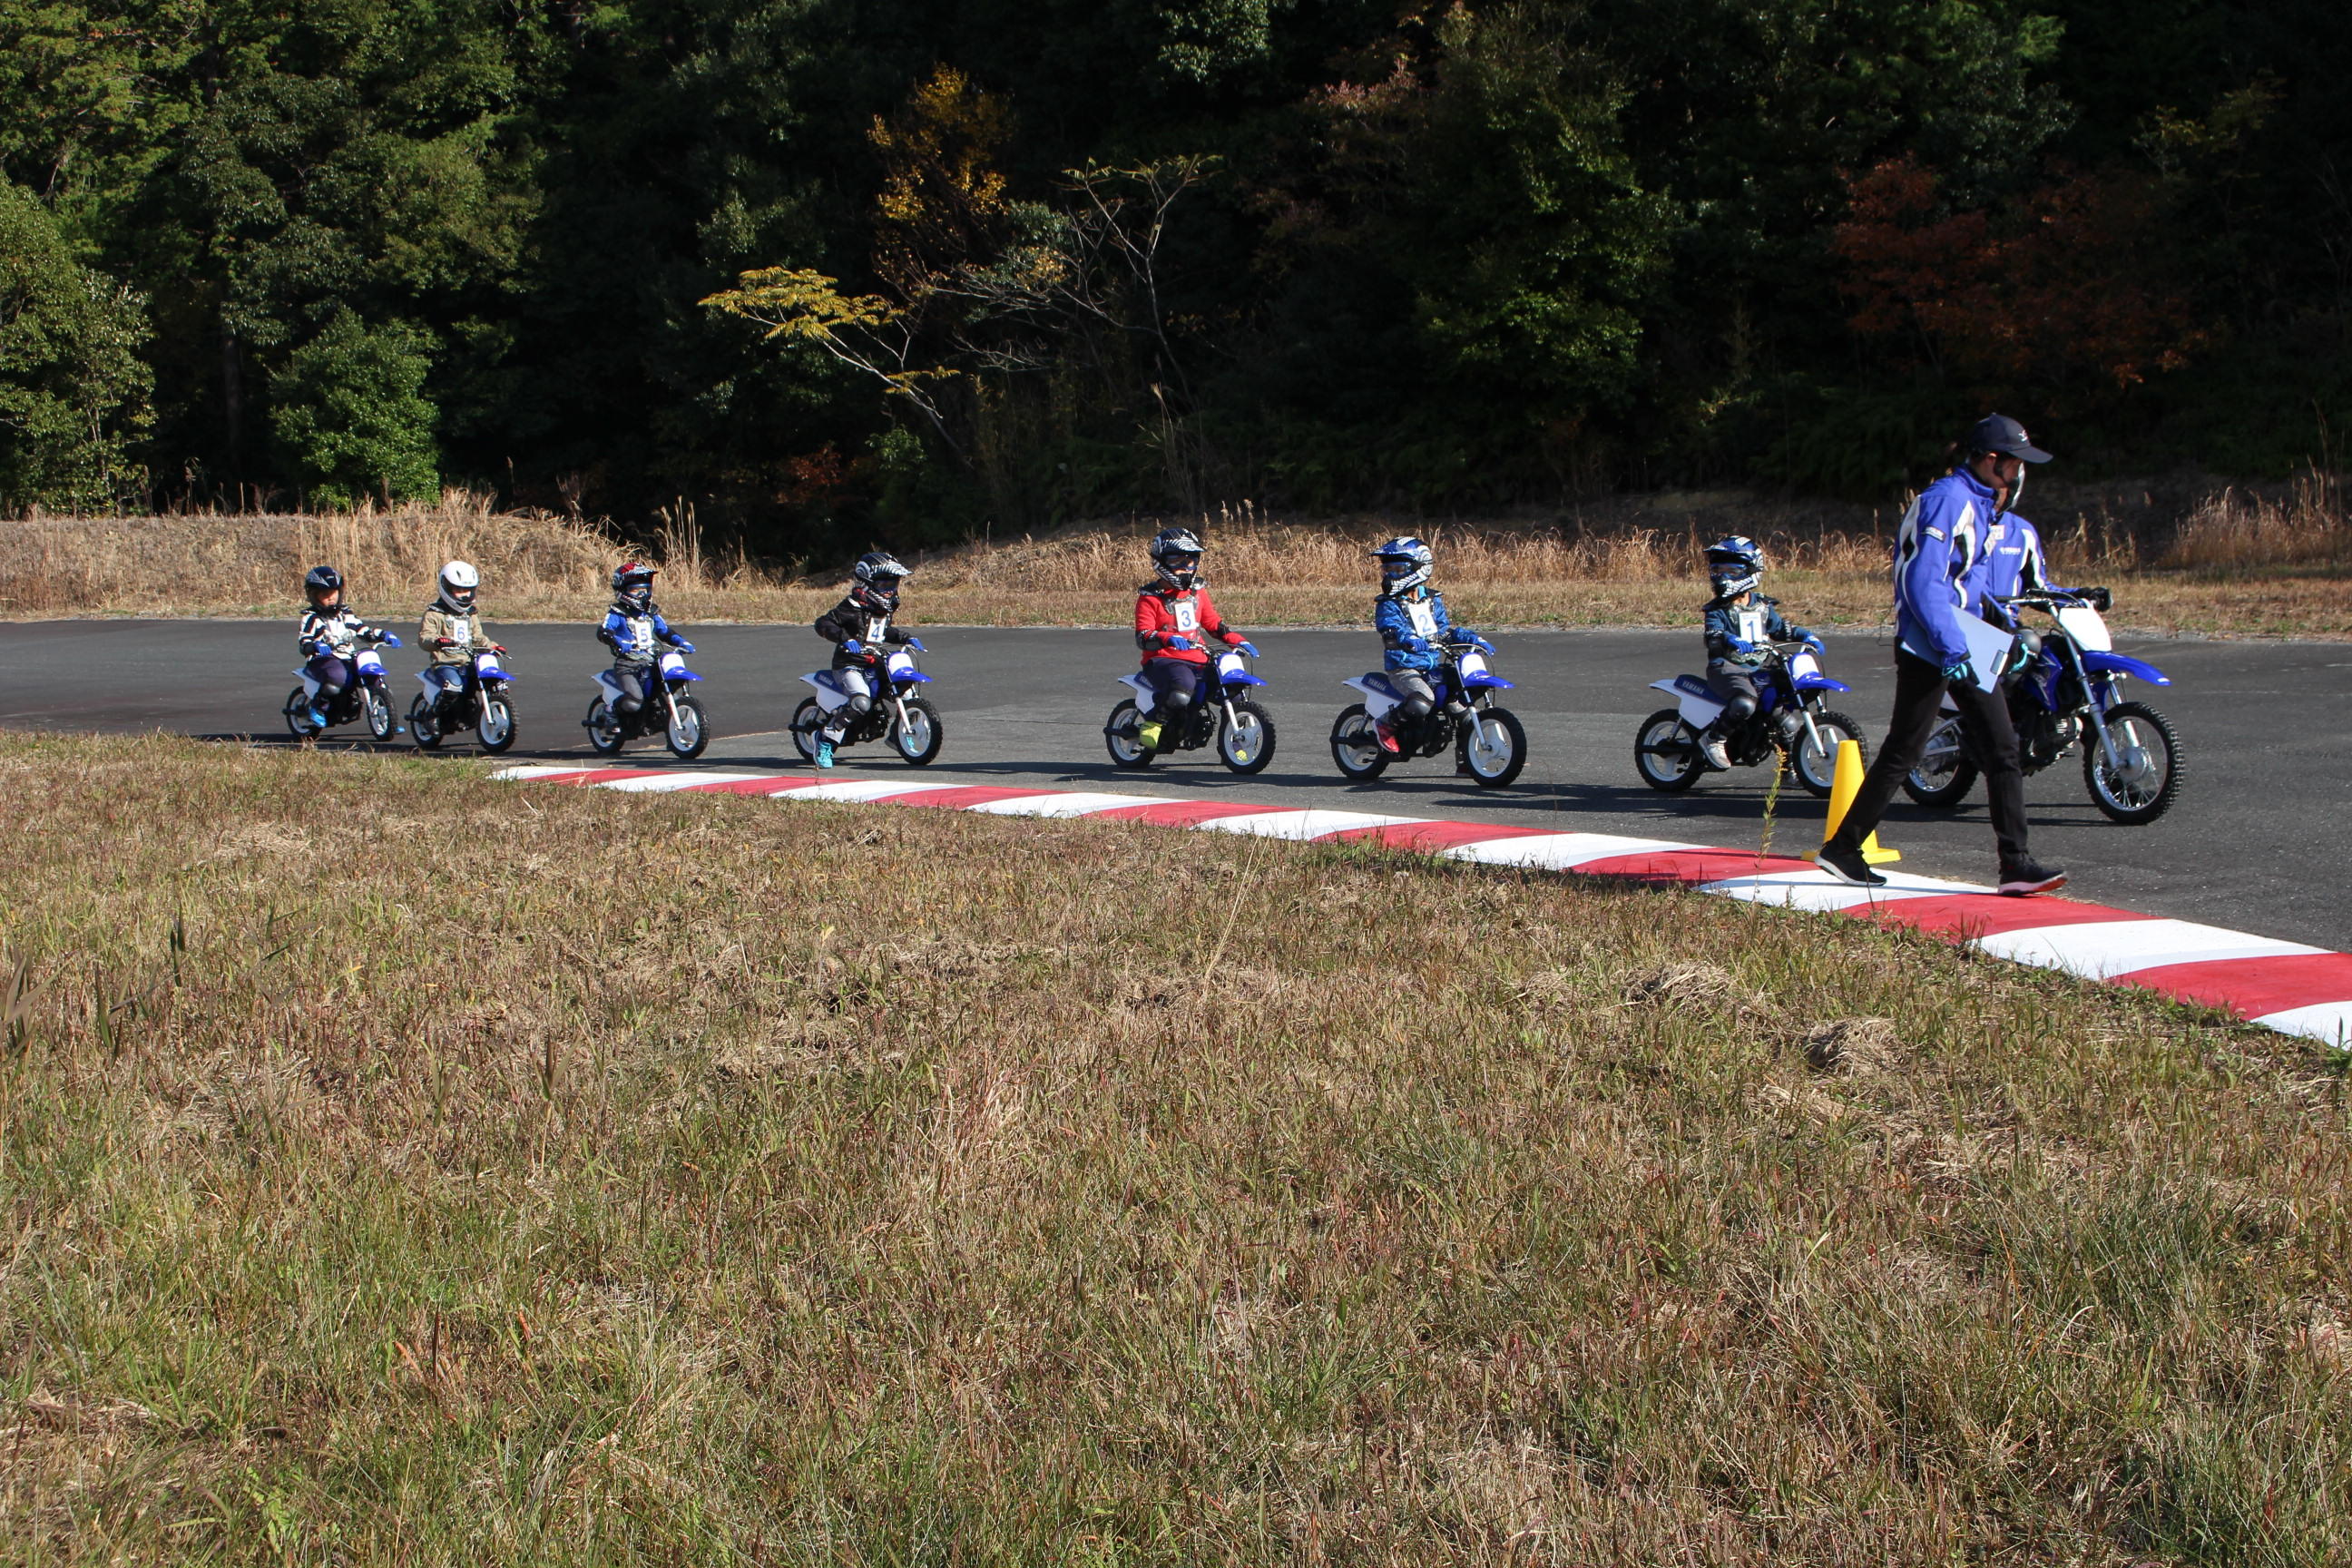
top-left (1372, 537), bottom-right (1434, 596)
top-left (850, 550), bottom-right (909, 612)
top-left (436, 559), bottom-right (479, 613)
top-left (1149, 527), bottom-right (1204, 591)
top-left (303, 564), bottom-right (343, 605)
top-left (612, 560), bottom-right (656, 612)
top-left (1704, 535), bottom-right (1763, 601)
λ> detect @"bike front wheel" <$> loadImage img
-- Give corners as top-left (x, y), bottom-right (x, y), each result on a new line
top-left (478, 691), bottom-right (517, 753)
top-left (1219, 699), bottom-right (1276, 774)
top-left (666, 693), bottom-right (710, 760)
top-left (1459, 706), bottom-right (1526, 788)
top-left (892, 696), bottom-right (944, 765)
top-left (2082, 701), bottom-right (2183, 825)
top-left (363, 685), bottom-right (394, 741)
top-left (1790, 708), bottom-right (1867, 798)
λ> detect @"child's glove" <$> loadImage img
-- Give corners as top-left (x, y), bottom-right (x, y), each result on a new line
top-left (840, 639), bottom-right (864, 655)
top-left (2085, 586), bottom-right (2112, 611)
top-left (670, 639), bottom-right (695, 653)
top-left (1232, 641), bottom-right (1259, 657)
top-left (377, 632), bottom-right (402, 648)
top-left (1163, 635), bottom-right (1195, 651)
top-left (1401, 634), bottom-right (1433, 653)
top-left (903, 636), bottom-right (926, 652)
top-left (1801, 633), bottom-right (1825, 653)
top-left (1727, 636), bottom-right (1758, 655)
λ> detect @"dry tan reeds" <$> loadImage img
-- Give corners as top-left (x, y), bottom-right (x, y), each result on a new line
top-left (2161, 472), bottom-right (2349, 573)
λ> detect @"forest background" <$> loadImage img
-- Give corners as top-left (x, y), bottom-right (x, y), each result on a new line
top-left (3, 0), bottom-right (2347, 561)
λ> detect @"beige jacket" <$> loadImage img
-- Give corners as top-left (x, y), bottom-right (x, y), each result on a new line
top-left (419, 604), bottom-right (494, 666)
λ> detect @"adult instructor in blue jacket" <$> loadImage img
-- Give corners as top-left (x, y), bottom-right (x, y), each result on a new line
top-left (1817, 415), bottom-right (2067, 896)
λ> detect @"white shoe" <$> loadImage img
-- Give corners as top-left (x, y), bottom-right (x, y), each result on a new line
top-left (1700, 733), bottom-right (1731, 769)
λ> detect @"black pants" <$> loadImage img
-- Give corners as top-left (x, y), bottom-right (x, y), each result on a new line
top-left (1143, 659), bottom-right (1208, 718)
top-left (1828, 649), bottom-right (2032, 868)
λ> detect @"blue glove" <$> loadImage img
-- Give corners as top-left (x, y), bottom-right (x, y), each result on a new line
top-left (1941, 659), bottom-right (1975, 686)
top-left (1233, 641), bottom-right (1259, 657)
top-left (1163, 635), bottom-right (1195, 651)
top-left (1452, 627), bottom-right (1475, 642)
top-left (841, 639), bottom-right (864, 655)
top-left (1727, 636), bottom-right (1758, 655)
top-left (1402, 634), bottom-right (1432, 653)
top-left (904, 636), bottom-right (926, 653)
top-left (377, 632), bottom-right (402, 648)
top-left (671, 639), bottom-right (695, 653)
top-left (1802, 633), bottom-right (1824, 653)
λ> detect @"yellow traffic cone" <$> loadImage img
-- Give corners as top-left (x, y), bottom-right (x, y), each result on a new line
top-left (1808, 737), bottom-right (1901, 865)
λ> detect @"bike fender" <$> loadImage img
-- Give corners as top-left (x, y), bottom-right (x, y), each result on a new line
top-left (1463, 672), bottom-right (1514, 690)
top-left (1220, 671), bottom-right (1266, 688)
top-left (1119, 671), bottom-right (1153, 701)
top-left (665, 669), bottom-right (703, 682)
top-left (801, 670), bottom-right (852, 711)
top-left (1657, 673), bottom-right (1724, 729)
top-left (1794, 672), bottom-right (1851, 694)
top-left (2082, 650), bottom-right (2171, 686)
top-left (1343, 672), bottom-right (1402, 720)
top-left (892, 669), bottom-right (931, 684)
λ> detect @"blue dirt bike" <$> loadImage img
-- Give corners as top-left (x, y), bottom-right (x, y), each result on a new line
top-left (1903, 589), bottom-right (2183, 825)
top-left (584, 647), bottom-right (710, 760)
top-left (1328, 632), bottom-right (1526, 788)
top-left (1633, 641), bottom-right (1867, 796)
top-left (1104, 647), bottom-right (1276, 773)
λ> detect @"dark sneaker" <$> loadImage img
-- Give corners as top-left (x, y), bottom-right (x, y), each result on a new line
top-left (1998, 859), bottom-right (2067, 897)
top-left (1816, 841), bottom-right (1886, 888)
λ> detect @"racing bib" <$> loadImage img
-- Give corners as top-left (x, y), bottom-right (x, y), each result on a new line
top-left (445, 614), bottom-right (473, 644)
top-left (864, 615), bottom-right (892, 644)
top-left (1172, 599), bottom-right (1199, 632)
top-left (1405, 599), bottom-right (1439, 638)
top-left (1737, 608), bottom-right (1766, 645)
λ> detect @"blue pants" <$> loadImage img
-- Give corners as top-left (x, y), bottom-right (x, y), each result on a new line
top-left (304, 652), bottom-right (357, 698)
top-left (1143, 660), bottom-right (1207, 718)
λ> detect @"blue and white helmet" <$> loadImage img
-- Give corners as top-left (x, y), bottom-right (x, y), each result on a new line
top-left (1372, 536), bottom-right (1434, 595)
top-left (1704, 535), bottom-right (1763, 599)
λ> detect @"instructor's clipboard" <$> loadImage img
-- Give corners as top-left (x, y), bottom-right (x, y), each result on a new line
top-left (1901, 612), bottom-right (2014, 693)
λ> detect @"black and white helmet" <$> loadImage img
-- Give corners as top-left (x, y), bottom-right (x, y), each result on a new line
top-left (304, 564), bottom-right (343, 602)
top-left (1149, 527), bottom-right (1204, 590)
top-left (1371, 536), bottom-right (1433, 596)
top-left (1704, 535), bottom-right (1763, 599)
top-left (436, 559), bottom-right (479, 612)
top-left (850, 550), bottom-right (909, 611)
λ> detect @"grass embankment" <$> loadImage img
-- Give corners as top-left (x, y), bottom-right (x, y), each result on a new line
top-left (5, 475), bottom-right (2348, 636)
top-left (4, 732), bottom-right (2348, 1563)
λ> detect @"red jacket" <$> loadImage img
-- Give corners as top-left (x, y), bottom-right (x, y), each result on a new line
top-left (1134, 583), bottom-right (1241, 666)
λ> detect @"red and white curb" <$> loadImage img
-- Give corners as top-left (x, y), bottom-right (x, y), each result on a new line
top-left (495, 764), bottom-right (2352, 1049)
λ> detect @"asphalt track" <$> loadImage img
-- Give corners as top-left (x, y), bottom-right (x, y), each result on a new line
top-left (4, 618), bottom-right (2345, 950)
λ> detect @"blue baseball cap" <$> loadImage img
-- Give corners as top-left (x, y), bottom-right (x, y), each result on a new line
top-left (1966, 414), bottom-right (2052, 463)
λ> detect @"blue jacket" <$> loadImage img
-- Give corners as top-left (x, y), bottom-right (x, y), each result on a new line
top-left (1702, 593), bottom-right (1809, 670)
top-left (1375, 588), bottom-right (1450, 671)
top-left (601, 604), bottom-right (683, 665)
top-left (1893, 468), bottom-right (1997, 669)
top-left (1969, 513), bottom-right (2065, 630)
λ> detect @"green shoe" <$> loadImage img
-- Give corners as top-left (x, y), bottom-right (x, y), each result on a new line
top-left (1135, 719), bottom-right (1163, 751)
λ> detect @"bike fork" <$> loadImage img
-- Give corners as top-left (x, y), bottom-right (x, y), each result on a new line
top-left (2063, 642), bottom-right (2125, 771)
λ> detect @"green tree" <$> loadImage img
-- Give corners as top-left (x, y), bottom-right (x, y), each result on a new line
top-left (0, 178), bottom-right (150, 509)
top-left (268, 312), bottom-right (438, 506)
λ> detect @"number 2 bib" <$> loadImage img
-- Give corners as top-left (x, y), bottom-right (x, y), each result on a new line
top-left (1405, 599), bottom-right (1439, 638)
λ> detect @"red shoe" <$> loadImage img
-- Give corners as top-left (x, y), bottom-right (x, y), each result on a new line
top-left (1374, 720), bottom-right (1401, 755)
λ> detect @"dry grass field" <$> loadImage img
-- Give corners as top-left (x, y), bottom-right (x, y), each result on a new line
top-left (2, 731), bottom-right (2348, 1563)
top-left (3, 475), bottom-right (2347, 637)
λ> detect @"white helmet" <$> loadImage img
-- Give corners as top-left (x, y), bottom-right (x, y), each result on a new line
top-left (437, 559), bottom-right (479, 612)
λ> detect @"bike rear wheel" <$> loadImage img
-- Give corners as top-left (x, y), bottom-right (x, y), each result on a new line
top-left (1791, 708), bottom-right (1866, 798)
top-left (2083, 701), bottom-right (2183, 824)
top-left (408, 694), bottom-right (444, 750)
top-left (1219, 699), bottom-right (1276, 774)
top-left (1329, 703), bottom-right (1388, 780)
top-left (789, 698), bottom-right (824, 764)
top-left (1460, 706), bottom-right (1526, 788)
top-left (1902, 716), bottom-right (1977, 808)
top-left (893, 696), bottom-right (944, 765)
top-left (283, 687), bottom-right (312, 740)
top-left (1633, 709), bottom-right (1702, 792)
top-left (666, 693), bottom-right (710, 760)
top-left (585, 697), bottom-right (627, 755)
top-left (1105, 699), bottom-right (1154, 769)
